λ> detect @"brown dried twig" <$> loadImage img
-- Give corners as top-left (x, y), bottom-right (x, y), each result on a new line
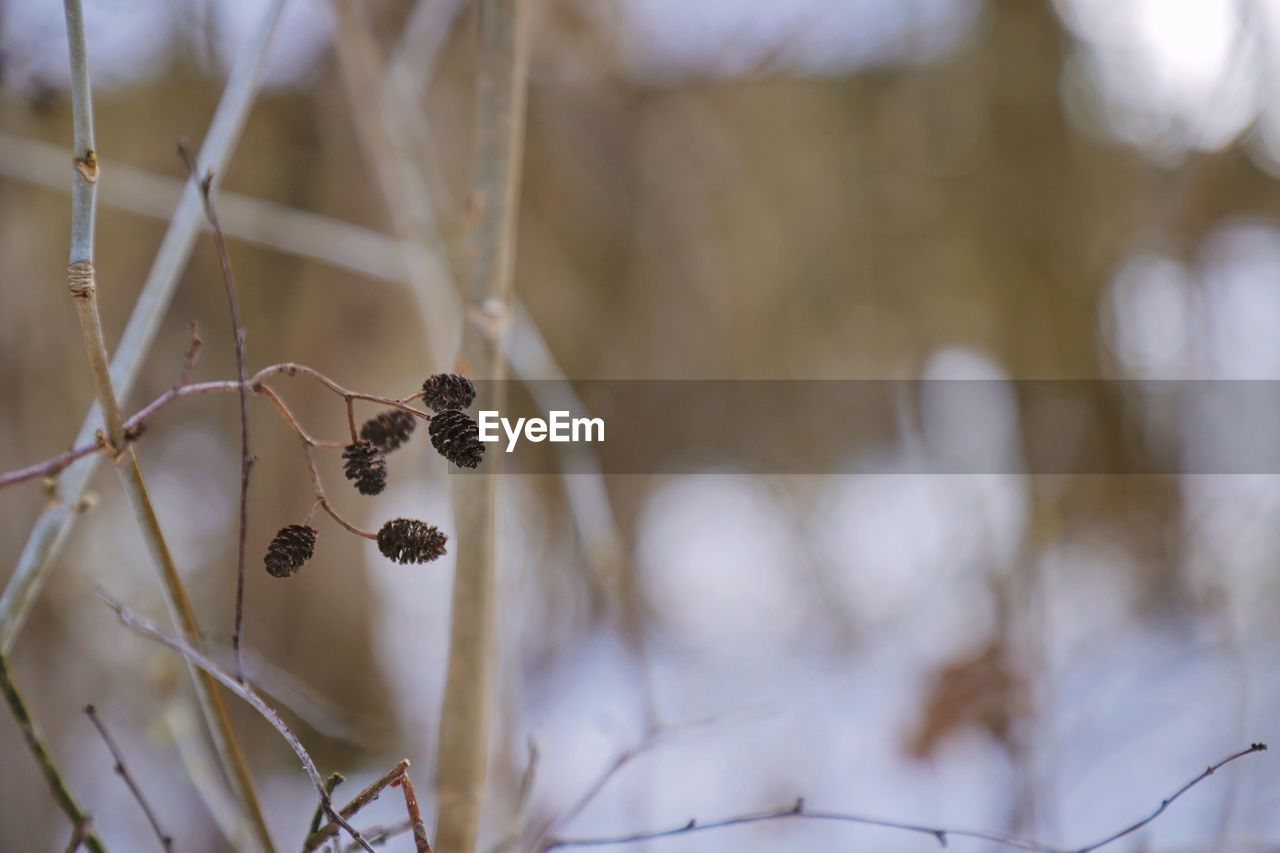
top-left (83, 704), bottom-right (173, 852)
top-left (178, 139), bottom-right (254, 685)
top-left (302, 759), bottom-right (430, 853)
top-left (540, 744), bottom-right (1268, 853)
top-left (0, 361), bottom-right (434, 492)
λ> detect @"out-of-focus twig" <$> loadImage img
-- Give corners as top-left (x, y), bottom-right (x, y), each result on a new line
top-left (99, 595), bottom-right (376, 853)
top-left (435, 3), bottom-right (530, 853)
top-left (83, 705), bottom-right (173, 852)
top-left (0, 650), bottom-right (108, 853)
top-left (330, 0), bottom-right (461, 371)
top-left (542, 744), bottom-right (1269, 853)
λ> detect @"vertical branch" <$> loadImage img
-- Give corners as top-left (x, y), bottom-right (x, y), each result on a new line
top-left (434, 3), bottom-right (530, 853)
top-left (56, 4), bottom-right (276, 851)
top-left (178, 142), bottom-right (254, 685)
top-left (0, 651), bottom-right (109, 853)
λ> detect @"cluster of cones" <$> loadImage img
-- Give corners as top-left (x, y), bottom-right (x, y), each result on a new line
top-left (264, 373), bottom-right (484, 577)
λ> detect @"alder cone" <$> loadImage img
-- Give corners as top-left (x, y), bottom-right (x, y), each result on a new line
top-left (377, 518), bottom-right (447, 564)
top-left (264, 524), bottom-right (316, 578)
top-left (359, 409), bottom-right (417, 452)
top-left (422, 373), bottom-right (476, 413)
top-left (428, 409), bottom-right (485, 469)
top-left (342, 440), bottom-right (388, 495)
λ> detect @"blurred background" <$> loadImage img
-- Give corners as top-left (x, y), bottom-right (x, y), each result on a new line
top-left (3, 0), bottom-right (1280, 850)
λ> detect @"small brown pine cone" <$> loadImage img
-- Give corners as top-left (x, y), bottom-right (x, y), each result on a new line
top-left (342, 441), bottom-right (388, 495)
top-left (422, 373), bottom-right (476, 413)
top-left (377, 518), bottom-right (447, 564)
top-left (428, 409), bottom-right (485, 469)
top-left (264, 524), bottom-right (317, 578)
top-left (359, 409), bottom-right (417, 452)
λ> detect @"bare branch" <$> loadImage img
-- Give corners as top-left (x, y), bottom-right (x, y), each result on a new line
top-left (98, 595), bottom-right (376, 853)
top-left (178, 139), bottom-right (255, 685)
top-left (83, 704), bottom-right (173, 852)
top-left (542, 744), bottom-right (1269, 853)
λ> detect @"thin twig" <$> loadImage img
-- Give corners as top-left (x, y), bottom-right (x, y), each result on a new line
top-left (0, 650), bottom-right (109, 853)
top-left (98, 595), bottom-right (376, 853)
top-left (310, 774), bottom-right (347, 839)
top-left (303, 760), bottom-right (412, 852)
top-left (542, 744), bottom-right (1269, 853)
top-left (178, 139), bottom-right (255, 685)
top-left (1, 360), bottom-right (433, 492)
top-left (83, 705), bottom-right (173, 852)
top-left (252, 383), bottom-right (378, 539)
top-left (1069, 743), bottom-right (1268, 853)
top-left (392, 770), bottom-right (432, 853)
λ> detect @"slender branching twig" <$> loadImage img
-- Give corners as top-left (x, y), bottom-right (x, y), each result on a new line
top-left (0, 650), bottom-right (108, 853)
top-left (83, 705), bottom-right (173, 852)
top-left (303, 762), bottom-right (409, 852)
top-left (541, 744), bottom-right (1268, 853)
top-left (178, 139), bottom-right (255, 685)
top-left (54, 5), bottom-right (274, 849)
top-left (98, 595), bottom-right (376, 853)
top-left (304, 761), bottom-right (432, 853)
top-left (0, 360), bottom-right (437, 492)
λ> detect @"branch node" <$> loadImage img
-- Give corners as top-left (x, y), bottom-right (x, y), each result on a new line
top-left (67, 260), bottom-right (95, 300)
top-left (74, 150), bottom-right (99, 183)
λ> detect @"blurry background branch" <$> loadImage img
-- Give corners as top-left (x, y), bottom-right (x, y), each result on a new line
top-left (436, 2), bottom-right (531, 853)
top-left (542, 744), bottom-right (1268, 853)
top-left (0, 650), bottom-right (108, 853)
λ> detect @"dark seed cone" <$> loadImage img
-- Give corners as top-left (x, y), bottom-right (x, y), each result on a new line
top-left (422, 373), bottom-right (476, 413)
top-left (264, 524), bottom-right (317, 578)
top-left (429, 409), bottom-right (485, 469)
top-left (359, 409), bottom-right (417, 452)
top-left (342, 441), bottom-right (388, 495)
top-left (377, 518), bottom-right (447, 564)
